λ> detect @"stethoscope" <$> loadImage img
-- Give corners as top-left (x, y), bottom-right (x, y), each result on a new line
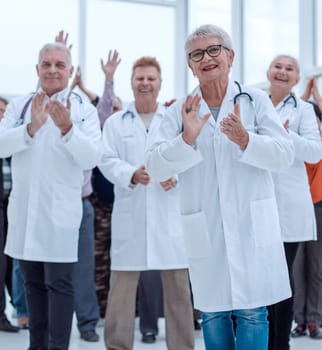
top-left (121, 110), bottom-right (135, 119)
top-left (15, 90), bottom-right (83, 127)
top-left (281, 93), bottom-right (297, 109)
top-left (269, 93), bottom-right (297, 110)
top-left (233, 81), bottom-right (254, 105)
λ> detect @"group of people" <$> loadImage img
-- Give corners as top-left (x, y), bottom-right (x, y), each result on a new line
top-left (0, 23), bottom-right (321, 350)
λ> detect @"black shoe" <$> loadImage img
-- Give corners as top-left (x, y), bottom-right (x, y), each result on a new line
top-left (141, 332), bottom-right (156, 344)
top-left (80, 330), bottom-right (100, 342)
top-left (0, 315), bottom-right (20, 332)
top-left (309, 326), bottom-right (322, 339)
top-left (194, 319), bottom-right (201, 330)
top-left (291, 324), bottom-right (307, 337)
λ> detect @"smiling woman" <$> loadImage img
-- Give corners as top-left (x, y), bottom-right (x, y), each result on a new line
top-left (146, 23), bottom-right (295, 350)
top-left (266, 54), bottom-right (322, 350)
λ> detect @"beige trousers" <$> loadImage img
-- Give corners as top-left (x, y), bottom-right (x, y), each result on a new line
top-left (104, 269), bottom-right (195, 350)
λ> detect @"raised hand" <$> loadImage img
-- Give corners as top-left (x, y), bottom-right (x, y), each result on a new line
top-left (301, 77), bottom-right (315, 101)
top-left (70, 66), bottom-right (83, 90)
top-left (100, 50), bottom-right (121, 82)
top-left (220, 103), bottom-right (249, 150)
top-left (47, 99), bottom-right (72, 135)
top-left (27, 92), bottom-right (49, 136)
top-left (181, 94), bottom-right (211, 145)
top-left (311, 77), bottom-right (322, 102)
top-left (55, 30), bottom-right (73, 50)
top-left (131, 165), bottom-right (150, 186)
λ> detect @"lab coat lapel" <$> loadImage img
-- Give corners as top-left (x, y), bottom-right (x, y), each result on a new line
top-left (126, 102), bottom-right (148, 136)
top-left (190, 80), bottom-right (237, 132)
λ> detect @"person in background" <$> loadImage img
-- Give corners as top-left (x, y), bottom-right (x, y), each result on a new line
top-left (266, 55), bottom-right (322, 350)
top-left (12, 258), bottom-right (29, 329)
top-left (1, 99), bottom-right (29, 331)
top-left (0, 96), bottom-right (19, 333)
top-left (100, 56), bottom-right (195, 350)
top-left (0, 42), bottom-right (101, 350)
top-left (73, 170), bottom-right (100, 342)
top-left (70, 49), bottom-right (122, 325)
top-left (55, 29), bottom-right (101, 343)
top-left (290, 77), bottom-right (322, 339)
top-left (146, 24), bottom-right (294, 350)
top-left (138, 270), bottom-right (163, 343)
top-left (71, 66), bottom-right (100, 107)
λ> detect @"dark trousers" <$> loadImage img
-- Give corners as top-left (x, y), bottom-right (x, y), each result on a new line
top-left (293, 204), bottom-right (322, 326)
top-left (73, 199), bottom-right (99, 333)
top-left (268, 242), bottom-right (299, 350)
top-left (138, 270), bottom-right (163, 335)
top-left (20, 260), bottom-right (75, 350)
top-left (0, 198), bottom-right (13, 316)
top-left (0, 207), bottom-right (6, 316)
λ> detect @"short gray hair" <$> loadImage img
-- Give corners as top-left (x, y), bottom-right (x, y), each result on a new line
top-left (269, 54), bottom-right (300, 73)
top-left (38, 42), bottom-right (72, 66)
top-left (184, 24), bottom-right (233, 58)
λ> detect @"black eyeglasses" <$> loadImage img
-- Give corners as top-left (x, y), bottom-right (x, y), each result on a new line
top-left (188, 44), bottom-right (230, 62)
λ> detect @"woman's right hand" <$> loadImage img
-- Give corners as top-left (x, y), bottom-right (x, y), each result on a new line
top-left (181, 94), bottom-right (211, 145)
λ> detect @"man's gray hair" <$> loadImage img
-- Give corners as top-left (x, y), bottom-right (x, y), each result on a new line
top-left (38, 42), bottom-right (72, 66)
top-left (184, 24), bottom-right (233, 58)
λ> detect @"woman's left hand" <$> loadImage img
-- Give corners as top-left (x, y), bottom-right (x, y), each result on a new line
top-left (220, 103), bottom-right (249, 150)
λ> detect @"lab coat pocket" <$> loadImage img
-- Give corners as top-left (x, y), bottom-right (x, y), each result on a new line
top-left (52, 185), bottom-right (82, 229)
top-left (250, 198), bottom-right (282, 246)
top-left (7, 195), bottom-right (18, 229)
top-left (181, 211), bottom-right (212, 258)
top-left (111, 198), bottom-right (132, 239)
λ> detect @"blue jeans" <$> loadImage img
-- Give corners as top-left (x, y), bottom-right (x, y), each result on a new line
top-left (202, 307), bottom-right (268, 350)
top-left (12, 259), bottom-right (28, 318)
top-left (73, 199), bottom-right (99, 333)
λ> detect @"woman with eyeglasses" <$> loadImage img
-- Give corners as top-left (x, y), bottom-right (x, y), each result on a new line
top-left (146, 24), bottom-right (294, 350)
top-left (266, 56), bottom-right (322, 350)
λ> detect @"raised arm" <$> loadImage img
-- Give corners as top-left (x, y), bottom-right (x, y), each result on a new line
top-left (70, 66), bottom-right (99, 106)
top-left (96, 50), bottom-right (121, 127)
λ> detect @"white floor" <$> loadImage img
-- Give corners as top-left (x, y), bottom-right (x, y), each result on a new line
top-left (1, 303), bottom-right (321, 350)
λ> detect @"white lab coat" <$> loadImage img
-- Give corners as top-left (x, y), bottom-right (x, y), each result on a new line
top-left (0, 88), bottom-right (101, 262)
top-left (272, 96), bottom-right (321, 242)
top-left (99, 102), bottom-right (188, 271)
top-left (146, 80), bottom-right (295, 312)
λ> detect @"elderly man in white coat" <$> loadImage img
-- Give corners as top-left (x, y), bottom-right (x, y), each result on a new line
top-left (99, 56), bottom-right (194, 350)
top-left (146, 24), bottom-right (295, 350)
top-left (0, 42), bottom-right (101, 350)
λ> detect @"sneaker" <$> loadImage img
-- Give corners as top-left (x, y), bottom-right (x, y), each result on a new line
top-left (141, 332), bottom-right (156, 344)
top-left (291, 324), bottom-right (307, 337)
top-left (308, 324), bottom-right (322, 339)
top-left (80, 330), bottom-right (100, 342)
top-left (0, 315), bottom-right (20, 332)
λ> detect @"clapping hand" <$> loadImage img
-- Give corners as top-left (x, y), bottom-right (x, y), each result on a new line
top-left (220, 103), bottom-right (249, 150)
